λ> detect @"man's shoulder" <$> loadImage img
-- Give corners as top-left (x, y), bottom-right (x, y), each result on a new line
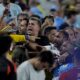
top-left (17, 61), bottom-right (30, 69)
top-left (19, 60), bottom-right (30, 66)
top-left (17, 60), bottom-right (32, 75)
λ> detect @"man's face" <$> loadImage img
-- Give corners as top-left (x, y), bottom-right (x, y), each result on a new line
top-left (65, 29), bottom-right (76, 42)
top-left (34, 59), bottom-right (49, 71)
top-left (27, 19), bottom-right (40, 36)
top-left (48, 30), bottom-right (62, 45)
top-left (19, 20), bottom-right (27, 34)
top-left (60, 41), bottom-right (70, 54)
top-left (74, 28), bottom-right (80, 35)
top-left (47, 29), bottom-right (58, 43)
top-left (18, 15), bottom-right (27, 26)
top-left (55, 32), bottom-right (63, 42)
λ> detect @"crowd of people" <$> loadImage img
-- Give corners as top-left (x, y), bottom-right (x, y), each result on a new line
top-left (0, 0), bottom-right (80, 80)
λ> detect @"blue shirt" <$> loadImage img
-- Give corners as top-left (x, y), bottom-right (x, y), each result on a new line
top-left (54, 16), bottom-right (65, 30)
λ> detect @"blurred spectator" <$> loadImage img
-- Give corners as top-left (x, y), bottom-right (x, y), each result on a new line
top-left (74, 28), bottom-right (80, 39)
top-left (18, 19), bottom-right (28, 34)
top-left (59, 10), bottom-right (78, 30)
top-left (64, 27), bottom-right (76, 42)
top-left (52, 41), bottom-right (74, 80)
top-left (29, 0), bottom-right (45, 18)
top-left (43, 26), bottom-right (60, 56)
top-left (41, 16), bottom-right (54, 35)
top-left (17, 0), bottom-right (30, 12)
top-left (49, 5), bottom-right (65, 30)
top-left (7, 18), bottom-right (17, 30)
top-left (0, 0), bottom-right (22, 22)
top-left (26, 16), bottom-right (50, 57)
top-left (26, 16), bottom-right (41, 36)
top-left (26, 15), bottom-right (49, 46)
top-left (12, 13), bottom-right (29, 66)
top-left (59, 45), bottom-right (80, 80)
top-left (0, 35), bottom-right (16, 80)
top-left (17, 51), bottom-right (54, 80)
top-left (17, 13), bottom-right (29, 28)
top-left (74, 7), bottom-right (80, 28)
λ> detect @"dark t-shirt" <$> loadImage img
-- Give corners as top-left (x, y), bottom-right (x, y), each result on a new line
top-left (25, 36), bottom-right (50, 51)
top-left (25, 36), bottom-right (50, 58)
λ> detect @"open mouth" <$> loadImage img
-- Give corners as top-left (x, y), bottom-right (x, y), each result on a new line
top-left (27, 29), bottom-right (33, 35)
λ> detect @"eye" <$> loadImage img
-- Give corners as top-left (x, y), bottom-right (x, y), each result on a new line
top-left (31, 23), bottom-right (35, 26)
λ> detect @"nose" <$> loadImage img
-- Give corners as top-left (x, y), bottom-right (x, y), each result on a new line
top-left (28, 23), bottom-right (32, 28)
top-left (27, 26), bottom-right (31, 30)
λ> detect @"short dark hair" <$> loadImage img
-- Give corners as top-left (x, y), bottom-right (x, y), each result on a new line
top-left (38, 51), bottom-right (54, 67)
top-left (44, 26), bottom-right (56, 35)
top-left (0, 35), bottom-right (13, 56)
top-left (42, 16), bottom-right (54, 24)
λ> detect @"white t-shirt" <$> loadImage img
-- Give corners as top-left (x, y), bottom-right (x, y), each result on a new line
top-left (17, 61), bottom-right (45, 80)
